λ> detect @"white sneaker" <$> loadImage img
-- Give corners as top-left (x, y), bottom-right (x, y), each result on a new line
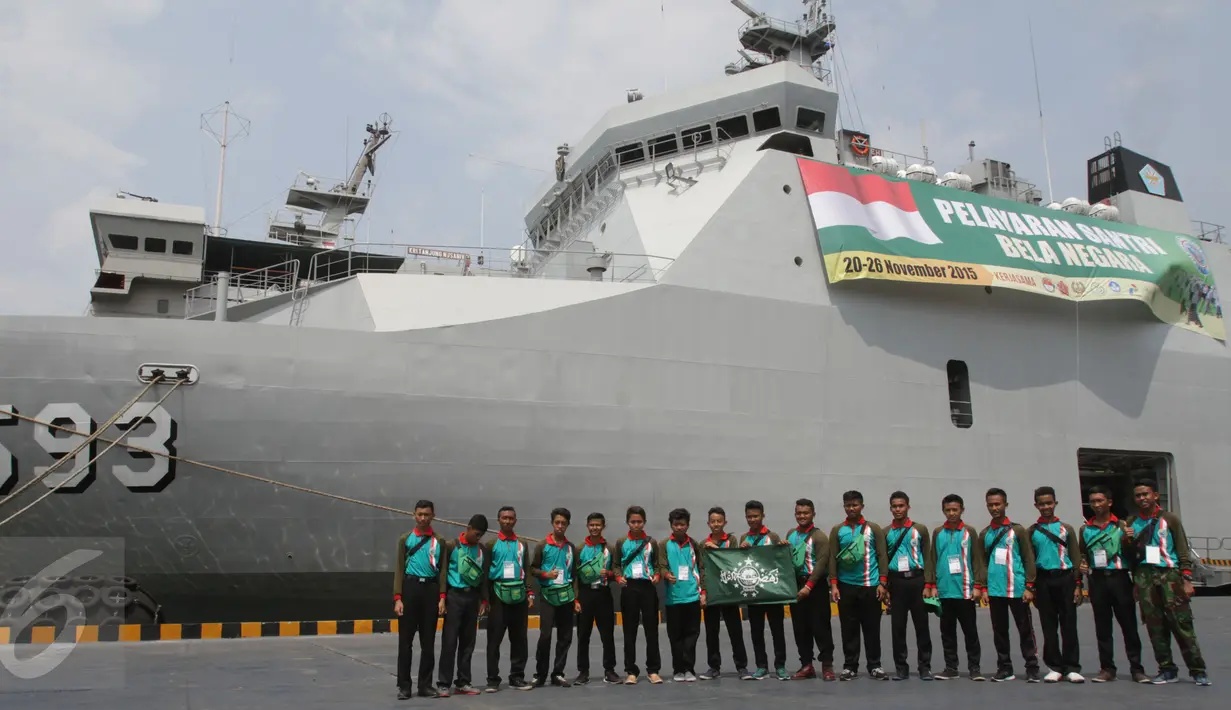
top-left (1043, 670), bottom-right (1063, 683)
top-left (672, 673), bottom-right (686, 683)
top-left (683, 672), bottom-right (697, 682)
top-left (1066, 672), bottom-right (1086, 684)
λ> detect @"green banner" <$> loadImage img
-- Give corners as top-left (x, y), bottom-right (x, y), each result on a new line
top-left (702, 545), bottom-right (798, 606)
top-left (797, 157), bottom-right (1224, 341)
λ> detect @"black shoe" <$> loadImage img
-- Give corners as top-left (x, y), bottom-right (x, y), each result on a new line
top-left (436, 685), bottom-right (452, 698)
top-left (533, 676), bottom-right (546, 688)
top-left (919, 670), bottom-right (934, 681)
top-left (397, 686), bottom-right (412, 700)
top-left (992, 670), bottom-right (1016, 682)
top-left (551, 675), bottom-right (572, 688)
top-left (573, 672), bottom-right (590, 686)
top-left (604, 670), bottom-right (622, 684)
top-left (484, 681), bottom-right (500, 693)
top-left (510, 678), bottom-right (534, 691)
top-left (933, 669), bottom-right (960, 681)
top-left (416, 686), bottom-right (441, 698)
top-left (892, 670), bottom-right (910, 681)
top-left (869, 668), bottom-right (890, 681)
top-left (1026, 670), bottom-right (1042, 683)
top-left (839, 669), bottom-right (858, 681)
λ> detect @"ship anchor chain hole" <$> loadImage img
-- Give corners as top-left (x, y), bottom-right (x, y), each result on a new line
top-left (782, 184), bottom-right (791, 194)
top-left (794, 256), bottom-right (803, 266)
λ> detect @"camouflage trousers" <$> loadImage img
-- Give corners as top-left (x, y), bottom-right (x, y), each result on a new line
top-left (1134, 566), bottom-right (1206, 675)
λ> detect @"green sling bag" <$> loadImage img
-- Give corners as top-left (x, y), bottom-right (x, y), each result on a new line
top-left (541, 577), bottom-right (576, 606)
top-left (577, 553), bottom-right (606, 586)
top-left (458, 549), bottom-right (484, 587)
top-left (836, 526), bottom-right (867, 567)
top-left (493, 581), bottom-right (526, 604)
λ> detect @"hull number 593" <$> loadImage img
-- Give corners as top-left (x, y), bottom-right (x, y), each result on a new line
top-left (0, 403), bottom-right (179, 493)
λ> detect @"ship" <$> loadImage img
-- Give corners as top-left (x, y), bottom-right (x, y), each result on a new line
top-left (1, 0), bottom-right (1229, 625)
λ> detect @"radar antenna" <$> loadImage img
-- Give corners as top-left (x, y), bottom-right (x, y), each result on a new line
top-left (726, 0), bottom-right (835, 83)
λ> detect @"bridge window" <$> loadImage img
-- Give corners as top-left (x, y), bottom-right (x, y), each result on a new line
top-left (615, 142), bottom-right (645, 166)
top-left (649, 134), bottom-right (678, 159)
top-left (716, 115), bottom-right (749, 140)
top-left (947, 359), bottom-right (972, 428)
top-left (144, 237), bottom-right (167, 253)
top-left (682, 124), bottom-right (714, 149)
top-left (752, 106), bottom-right (782, 133)
top-left (110, 234), bottom-right (139, 250)
top-left (172, 240), bottom-right (194, 256)
top-left (796, 107), bottom-right (826, 134)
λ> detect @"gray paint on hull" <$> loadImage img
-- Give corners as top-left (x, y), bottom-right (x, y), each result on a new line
top-left (0, 153), bottom-right (1228, 613)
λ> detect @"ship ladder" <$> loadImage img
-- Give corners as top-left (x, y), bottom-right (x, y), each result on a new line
top-left (0, 407), bottom-right (540, 542)
top-left (0, 373), bottom-right (188, 527)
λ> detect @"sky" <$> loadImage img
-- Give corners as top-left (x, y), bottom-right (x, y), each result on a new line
top-left (0, 0), bottom-right (1225, 317)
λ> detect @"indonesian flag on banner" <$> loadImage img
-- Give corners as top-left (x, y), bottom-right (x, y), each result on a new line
top-left (798, 159), bottom-right (943, 245)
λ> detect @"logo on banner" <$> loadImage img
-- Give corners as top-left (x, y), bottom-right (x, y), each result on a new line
top-left (719, 556), bottom-right (781, 598)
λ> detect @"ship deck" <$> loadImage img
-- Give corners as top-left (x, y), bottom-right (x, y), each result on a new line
top-left (4, 599), bottom-right (1226, 707)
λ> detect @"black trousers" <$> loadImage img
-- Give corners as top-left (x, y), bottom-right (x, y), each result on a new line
top-left (535, 601), bottom-right (575, 680)
top-left (395, 576), bottom-right (440, 690)
top-left (747, 603), bottom-right (787, 670)
top-left (1034, 569), bottom-right (1081, 674)
top-left (837, 582), bottom-right (883, 672)
top-left (439, 587), bottom-right (480, 688)
top-left (939, 598), bottom-right (981, 673)
top-left (790, 581), bottom-right (834, 668)
top-left (989, 596), bottom-right (1039, 674)
top-left (576, 584), bottom-right (616, 675)
top-left (620, 581), bottom-right (661, 676)
top-left (665, 602), bottom-right (702, 674)
top-left (888, 573), bottom-right (932, 674)
top-left (1088, 570), bottom-right (1144, 675)
top-left (704, 604), bottom-right (748, 672)
top-left (486, 596), bottom-right (529, 685)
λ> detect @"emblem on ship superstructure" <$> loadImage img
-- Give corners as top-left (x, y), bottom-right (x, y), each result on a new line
top-left (1139, 164), bottom-right (1166, 196)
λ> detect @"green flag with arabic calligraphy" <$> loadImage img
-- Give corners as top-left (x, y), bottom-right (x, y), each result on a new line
top-left (702, 545), bottom-right (798, 606)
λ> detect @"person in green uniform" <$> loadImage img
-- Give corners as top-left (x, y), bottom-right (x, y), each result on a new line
top-left (741, 499), bottom-right (790, 681)
top-left (437, 514), bottom-right (490, 697)
top-left (786, 498), bottom-right (834, 681)
top-left (698, 506), bottom-right (750, 681)
top-left (978, 488), bottom-right (1040, 683)
top-left (1126, 479), bottom-right (1210, 686)
top-left (1029, 486), bottom-right (1085, 683)
top-left (1078, 485), bottom-right (1147, 683)
top-left (657, 508), bottom-right (706, 682)
top-left (884, 491), bottom-right (932, 681)
top-left (393, 500), bottom-right (447, 699)
top-left (926, 494), bottom-right (986, 682)
top-left (574, 512), bottom-right (619, 685)
top-left (484, 506), bottom-right (535, 693)
top-left (530, 507), bottom-right (580, 688)
top-left (614, 505), bottom-right (663, 685)
top-left (828, 490), bottom-right (889, 681)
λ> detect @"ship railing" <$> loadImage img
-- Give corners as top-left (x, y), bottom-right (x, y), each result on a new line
top-left (1192, 220), bottom-right (1225, 244)
top-left (521, 118), bottom-right (742, 261)
top-left (300, 243), bottom-right (674, 287)
top-left (737, 11), bottom-right (832, 39)
top-left (183, 259), bottom-right (300, 319)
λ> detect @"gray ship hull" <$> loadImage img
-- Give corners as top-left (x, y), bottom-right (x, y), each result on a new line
top-left (2, 151), bottom-right (1230, 622)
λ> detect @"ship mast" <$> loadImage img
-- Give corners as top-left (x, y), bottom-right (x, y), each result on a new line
top-left (200, 101), bottom-right (251, 235)
top-left (725, 0), bottom-right (835, 83)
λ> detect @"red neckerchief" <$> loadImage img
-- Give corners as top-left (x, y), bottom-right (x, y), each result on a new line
top-left (457, 533), bottom-right (478, 547)
top-left (414, 527), bottom-right (435, 537)
top-left (546, 532), bottom-right (569, 548)
top-left (1135, 505), bottom-right (1161, 522)
top-left (707, 532), bottom-right (729, 545)
top-left (672, 535), bottom-right (693, 548)
top-left (844, 517), bottom-right (866, 530)
top-left (990, 517), bottom-right (1012, 529)
top-left (892, 518), bottom-right (913, 529)
top-left (584, 536), bottom-right (607, 547)
top-left (627, 530), bottom-right (647, 540)
top-left (1036, 516), bottom-right (1059, 525)
top-left (1086, 514), bottom-right (1118, 529)
top-left (497, 530), bottom-right (517, 541)
top-left (796, 523), bottom-right (815, 534)
top-left (748, 526), bottom-right (769, 537)
top-left (943, 520), bottom-right (965, 531)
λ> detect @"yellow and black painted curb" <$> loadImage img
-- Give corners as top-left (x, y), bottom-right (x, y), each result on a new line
top-left (1201, 558), bottom-right (1231, 568)
top-left (0, 605), bottom-right (844, 645)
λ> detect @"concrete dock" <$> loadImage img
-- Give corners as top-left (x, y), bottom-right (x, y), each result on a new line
top-left (2, 599), bottom-right (1226, 708)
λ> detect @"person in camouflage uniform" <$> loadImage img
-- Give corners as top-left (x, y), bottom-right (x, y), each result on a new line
top-left (1126, 479), bottom-right (1211, 686)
